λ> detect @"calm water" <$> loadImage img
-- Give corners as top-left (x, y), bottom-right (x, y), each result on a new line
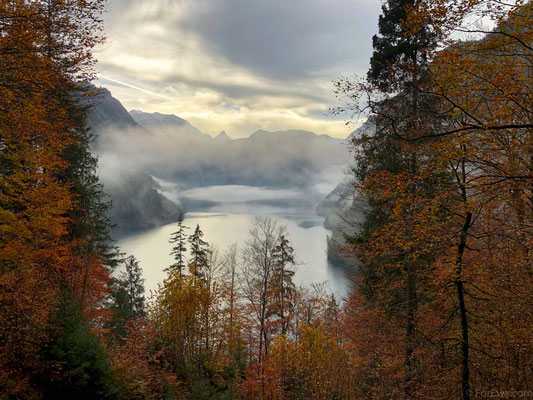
top-left (116, 184), bottom-right (352, 297)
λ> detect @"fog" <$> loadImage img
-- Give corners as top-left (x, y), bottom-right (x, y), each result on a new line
top-left (92, 108), bottom-right (355, 295)
top-left (95, 120), bottom-right (350, 191)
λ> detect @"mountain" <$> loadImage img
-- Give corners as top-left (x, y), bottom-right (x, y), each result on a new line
top-left (97, 108), bottom-right (350, 188)
top-left (346, 117), bottom-right (376, 141)
top-left (317, 121), bottom-right (375, 266)
top-left (129, 110), bottom-right (205, 138)
top-left (104, 173), bottom-right (183, 230)
top-left (86, 86), bottom-right (353, 229)
top-left (215, 130), bottom-right (231, 140)
top-left (85, 87), bottom-right (138, 133)
top-left (85, 86), bottom-right (184, 231)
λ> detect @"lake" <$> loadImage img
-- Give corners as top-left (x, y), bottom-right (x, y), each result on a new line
top-left (116, 184), bottom-right (353, 298)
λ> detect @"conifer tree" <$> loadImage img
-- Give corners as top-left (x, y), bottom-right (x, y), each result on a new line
top-left (339, 1), bottom-right (440, 397)
top-left (107, 256), bottom-right (146, 341)
top-left (119, 256), bottom-right (146, 319)
top-left (167, 221), bottom-right (189, 275)
top-left (271, 234), bottom-right (296, 335)
top-left (188, 224), bottom-right (209, 281)
top-left (368, 0), bottom-right (436, 93)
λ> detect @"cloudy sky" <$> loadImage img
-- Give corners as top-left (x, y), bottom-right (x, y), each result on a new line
top-left (95, 0), bottom-right (381, 138)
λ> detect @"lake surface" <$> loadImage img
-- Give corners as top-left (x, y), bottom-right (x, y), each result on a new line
top-left (116, 184), bottom-right (353, 298)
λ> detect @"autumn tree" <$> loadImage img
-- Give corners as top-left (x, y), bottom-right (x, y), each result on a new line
top-left (219, 244), bottom-right (248, 388)
top-left (152, 272), bottom-right (209, 380)
top-left (111, 320), bottom-right (181, 400)
top-left (0, 0), bottom-right (109, 396)
top-left (337, 1), bottom-right (532, 398)
top-left (241, 217), bottom-right (286, 366)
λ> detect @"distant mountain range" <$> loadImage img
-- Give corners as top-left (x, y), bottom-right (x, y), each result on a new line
top-left (129, 110), bottom-right (205, 138)
top-left (85, 85), bottom-right (352, 230)
top-left (89, 87), bottom-right (350, 188)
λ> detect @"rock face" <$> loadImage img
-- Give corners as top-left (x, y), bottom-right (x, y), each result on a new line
top-left (85, 86), bottom-right (184, 230)
top-left (85, 87), bottom-right (138, 133)
top-left (317, 120), bottom-right (375, 267)
top-left (104, 173), bottom-right (182, 230)
top-left (317, 179), bottom-right (367, 267)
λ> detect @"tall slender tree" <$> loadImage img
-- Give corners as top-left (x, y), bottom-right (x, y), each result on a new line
top-left (168, 221), bottom-right (189, 275)
top-left (188, 224), bottom-right (209, 281)
top-left (270, 234), bottom-right (296, 335)
top-left (366, 1), bottom-right (438, 396)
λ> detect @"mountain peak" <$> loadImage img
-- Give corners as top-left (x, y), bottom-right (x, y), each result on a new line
top-left (128, 110), bottom-right (203, 136)
top-left (129, 110), bottom-right (187, 126)
top-left (215, 130), bottom-right (231, 140)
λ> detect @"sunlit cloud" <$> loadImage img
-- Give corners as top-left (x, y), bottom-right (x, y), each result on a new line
top-left (95, 0), bottom-right (381, 138)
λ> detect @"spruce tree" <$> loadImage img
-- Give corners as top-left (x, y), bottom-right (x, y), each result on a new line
top-left (271, 234), bottom-right (296, 335)
top-left (167, 221), bottom-right (189, 275)
top-left (64, 88), bottom-right (119, 269)
top-left (361, 1), bottom-right (438, 397)
top-left (119, 256), bottom-right (146, 318)
top-left (36, 292), bottom-right (117, 400)
top-left (188, 224), bottom-right (209, 281)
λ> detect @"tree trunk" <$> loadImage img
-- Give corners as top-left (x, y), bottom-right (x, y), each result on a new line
top-left (456, 156), bottom-right (472, 400)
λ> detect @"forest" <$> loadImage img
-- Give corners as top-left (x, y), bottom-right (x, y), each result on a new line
top-left (0, 0), bottom-right (531, 399)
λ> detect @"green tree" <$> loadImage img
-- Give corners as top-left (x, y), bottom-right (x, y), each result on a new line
top-left (337, 1), bottom-right (441, 397)
top-left (35, 292), bottom-right (117, 400)
top-left (108, 256), bottom-right (146, 340)
top-left (168, 221), bottom-right (189, 275)
top-left (189, 224), bottom-right (209, 281)
top-left (368, 0), bottom-right (436, 93)
top-left (270, 234), bottom-right (296, 335)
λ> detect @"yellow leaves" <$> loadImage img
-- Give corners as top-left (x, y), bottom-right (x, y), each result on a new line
top-left (263, 324), bottom-right (355, 399)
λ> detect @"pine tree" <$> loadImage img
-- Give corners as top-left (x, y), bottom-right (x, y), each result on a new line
top-left (167, 221), bottom-right (189, 275)
top-left (335, 2), bottom-right (442, 398)
top-left (188, 224), bottom-right (209, 281)
top-left (368, 0), bottom-right (436, 92)
top-left (35, 292), bottom-right (117, 400)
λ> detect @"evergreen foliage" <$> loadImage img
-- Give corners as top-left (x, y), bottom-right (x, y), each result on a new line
top-left (188, 224), bottom-right (210, 281)
top-left (35, 292), bottom-right (118, 400)
top-left (168, 221), bottom-right (189, 275)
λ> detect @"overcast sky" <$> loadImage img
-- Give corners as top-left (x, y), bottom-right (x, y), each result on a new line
top-left (95, 0), bottom-right (381, 138)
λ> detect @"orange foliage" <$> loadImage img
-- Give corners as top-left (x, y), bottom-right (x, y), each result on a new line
top-left (111, 319), bottom-right (183, 399)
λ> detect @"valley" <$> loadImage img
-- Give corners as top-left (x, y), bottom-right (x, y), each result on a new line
top-left (87, 87), bottom-right (359, 296)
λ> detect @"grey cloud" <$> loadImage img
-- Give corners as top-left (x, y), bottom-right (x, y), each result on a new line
top-left (181, 0), bottom-right (379, 80)
top-left (98, 59), bottom-right (329, 105)
top-left (159, 71), bottom-right (328, 103)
